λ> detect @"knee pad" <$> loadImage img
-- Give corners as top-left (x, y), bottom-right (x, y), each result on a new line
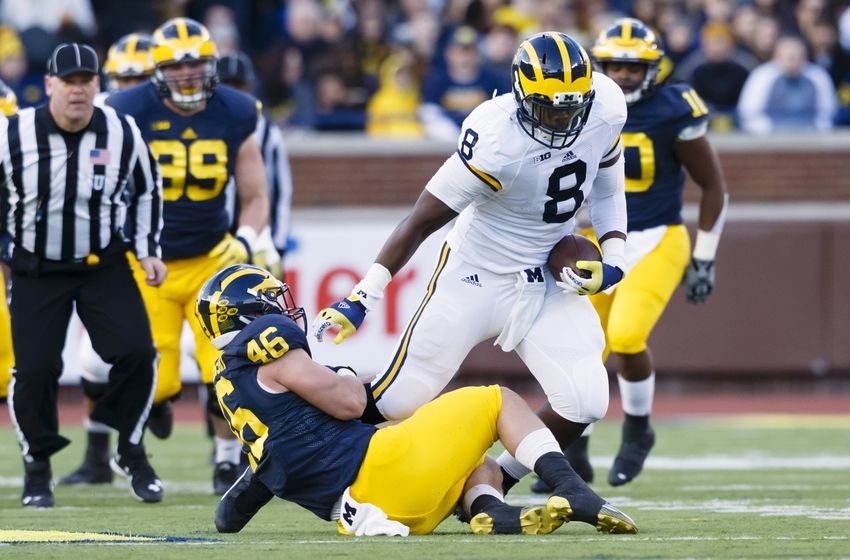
top-left (207, 383), bottom-right (225, 419)
top-left (547, 357), bottom-right (610, 424)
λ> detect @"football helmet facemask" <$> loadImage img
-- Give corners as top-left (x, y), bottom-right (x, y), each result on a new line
top-left (0, 78), bottom-right (18, 116)
top-left (195, 264), bottom-right (306, 351)
top-left (103, 33), bottom-right (155, 92)
top-left (512, 32), bottom-right (594, 150)
top-left (591, 18), bottom-right (664, 105)
top-left (151, 17), bottom-right (218, 110)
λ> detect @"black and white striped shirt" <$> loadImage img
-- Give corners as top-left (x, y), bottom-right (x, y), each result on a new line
top-left (0, 104), bottom-right (162, 262)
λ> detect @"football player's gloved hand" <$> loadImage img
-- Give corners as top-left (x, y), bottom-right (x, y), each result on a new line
top-left (251, 227), bottom-right (282, 279)
top-left (313, 295), bottom-right (368, 344)
top-left (685, 258), bottom-right (715, 304)
top-left (236, 226), bottom-right (282, 277)
top-left (557, 261), bottom-right (624, 296)
top-left (313, 263), bottom-right (392, 345)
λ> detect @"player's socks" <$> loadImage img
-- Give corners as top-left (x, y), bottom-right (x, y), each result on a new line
top-left (531, 434), bottom-right (593, 493)
top-left (59, 428), bottom-right (113, 485)
top-left (608, 413), bottom-right (655, 486)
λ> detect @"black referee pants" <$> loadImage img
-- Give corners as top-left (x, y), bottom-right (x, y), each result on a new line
top-left (9, 254), bottom-right (156, 461)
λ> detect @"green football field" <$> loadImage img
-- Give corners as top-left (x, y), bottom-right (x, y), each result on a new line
top-left (1, 415), bottom-right (848, 560)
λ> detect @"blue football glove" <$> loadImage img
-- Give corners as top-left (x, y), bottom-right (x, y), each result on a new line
top-left (685, 258), bottom-right (715, 304)
top-left (557, 260), bottom-right (624, 296)
top-left (313, 295), bottom-right (368, 344)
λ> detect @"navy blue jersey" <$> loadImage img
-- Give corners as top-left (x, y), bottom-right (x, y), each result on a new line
top-left (621, 83), bottom-right (709, 231)
top-left (214, 314), bottom-right (376, 521)
top-left (107, 83), bottom-right (257, 259)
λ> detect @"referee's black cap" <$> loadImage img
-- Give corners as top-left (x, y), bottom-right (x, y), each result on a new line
top-left (47, 42), bottom-right (99, 78)
top-left (218, 52), bottom-right (255, 86)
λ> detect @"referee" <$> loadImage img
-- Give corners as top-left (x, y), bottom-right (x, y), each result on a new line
top-left (0, 43), bottom-right (166, 507)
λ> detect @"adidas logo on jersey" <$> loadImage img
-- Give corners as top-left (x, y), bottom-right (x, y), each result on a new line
top-left (461, 274), bottom-right (482, 287)
top-left (561, 150), bottom-right (577, 162)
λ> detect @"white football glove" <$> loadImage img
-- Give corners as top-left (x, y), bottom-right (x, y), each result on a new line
top-left (237, 225), bottom-right (282, 278)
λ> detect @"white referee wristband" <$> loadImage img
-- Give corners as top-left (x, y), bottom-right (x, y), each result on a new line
top-left (692, 229), bottom-right (721, 261)
top-left (600, 236), bottom-right (626, 270)
top-left (352, 263), bottom-right (392, 311)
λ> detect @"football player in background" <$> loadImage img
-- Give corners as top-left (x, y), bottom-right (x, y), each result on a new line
top-left (532, 18), bottom-right (728, 490)
top-left (103, 17), bottom-right (270, 495)
top-left (0, 79), bottom-right (17, 405)
top-left (60, 32), bottom-right (156, 486)
top-left (313, 32), bottom-right (631, 495)
top-left (218, 51), bottom-right (292, 273)
top-left (194, 264), bottom-right (636, 536)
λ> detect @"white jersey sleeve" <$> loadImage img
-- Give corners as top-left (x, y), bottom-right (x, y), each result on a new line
top-left (425, 100), bottom-right (511, 213)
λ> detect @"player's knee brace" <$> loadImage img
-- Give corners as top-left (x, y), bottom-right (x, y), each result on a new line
top-left (206, 383), bottom-right (225, 419)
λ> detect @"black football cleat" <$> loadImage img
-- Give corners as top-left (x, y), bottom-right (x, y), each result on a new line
top-left (469, 501), bottom-right (563, 535)
top-left (215, 468), bottom-right (273, 533)
top-left (58, 459), bottom-right (113, 485)
top-left (213, 461), bottom-right (240, 496)
top-left (608, 424), bottom-right (655, 487)
top-left (111, 446), bottom-right (164, 503)
top-left (147, 402), bottom-right (174, 440)
top-left (22, 460), bottom-right (54, 508)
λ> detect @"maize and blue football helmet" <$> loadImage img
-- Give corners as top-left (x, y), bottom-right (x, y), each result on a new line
top-left (150, 17), bottom-right (218, 110)
top-left (195, 264), bottom-right (305, 350)
top-left (591, 18), bottom-right (665, 105)
top-left (103, 33), bottom-right (155, 92)
top-left (511, 32), bottom-right (595, 149)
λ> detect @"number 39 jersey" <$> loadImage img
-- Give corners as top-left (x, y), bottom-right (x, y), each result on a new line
top-left (621, 83), bottom-right (709, 231)
top-left (107, 82), bottom-right (258, 260)
top-left (426, 72), bottom-right (627, 274)
top-left (214, 314), bottom-right (376, 521)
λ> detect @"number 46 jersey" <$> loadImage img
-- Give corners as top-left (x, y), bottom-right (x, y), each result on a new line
top-left (426, 72), bottom-right (627, 275)
top-left (107, 82), bottom-right (258, 260)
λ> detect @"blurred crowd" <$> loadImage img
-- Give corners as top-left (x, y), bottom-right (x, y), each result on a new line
top-left (1, 0), bottom-right (849, 136)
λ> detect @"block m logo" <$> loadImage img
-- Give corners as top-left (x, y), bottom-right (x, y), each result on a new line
top-left (524, 267), bottom-right (544, 283)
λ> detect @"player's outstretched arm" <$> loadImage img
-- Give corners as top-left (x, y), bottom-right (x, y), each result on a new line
top-left (313, 190), bottom-right (457, 343)
top-left (257, 348), bottom-right (367, 420)
top-left (674, 136), bottom-right (729, 304)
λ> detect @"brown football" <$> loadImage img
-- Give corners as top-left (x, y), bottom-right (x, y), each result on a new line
top-left (548, 234), bottom-right (602, 279)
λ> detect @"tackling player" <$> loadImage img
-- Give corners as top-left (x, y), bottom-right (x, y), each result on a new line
top-left (194, 264), bottom-right (636, 536)
top-left (313, 32), bottom-right (630, 492)
top-left (105, 18), bottom-right (270, 495)
top-left (534, 18), bottom-right (729, 490)
top-left (0, 79), bottom-right (17, 406)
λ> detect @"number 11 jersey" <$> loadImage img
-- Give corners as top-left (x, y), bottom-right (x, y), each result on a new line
top-left (107, 82), bottom-right (258, 260)
top-left (425, 72), bottom-right (627, 274)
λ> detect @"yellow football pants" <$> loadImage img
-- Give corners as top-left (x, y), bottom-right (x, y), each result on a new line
top-left (0, 279), bottom-right (11, 399)
top-left (349, 385), bottom-right (502, 535)
top-left (585, 225), bottom-right (690, 356)
top-left (134, 235), bottom-right (248, 403)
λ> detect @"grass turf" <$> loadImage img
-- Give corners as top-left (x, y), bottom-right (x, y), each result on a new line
top-left (1, 414), bottom-right (848, 559)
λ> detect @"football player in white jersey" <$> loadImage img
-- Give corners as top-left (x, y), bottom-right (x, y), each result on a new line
top-left (314, 32), bottom-right (629, 495)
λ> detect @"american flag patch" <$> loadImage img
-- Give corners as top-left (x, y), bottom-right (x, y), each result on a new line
top-left (89, 149), bottom-right (111, 165)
